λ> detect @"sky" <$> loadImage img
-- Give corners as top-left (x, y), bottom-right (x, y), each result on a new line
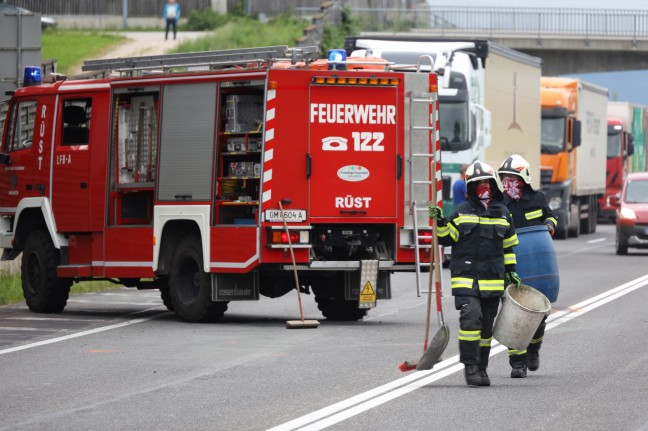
top-left (426, 0), bottom-right (648, 106)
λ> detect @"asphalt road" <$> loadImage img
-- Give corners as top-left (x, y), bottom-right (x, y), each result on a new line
top-left (0, 223), bottom-right (647, 431)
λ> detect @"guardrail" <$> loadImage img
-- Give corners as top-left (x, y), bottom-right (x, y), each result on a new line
top-left (296, 6), bottom-right (648, 42)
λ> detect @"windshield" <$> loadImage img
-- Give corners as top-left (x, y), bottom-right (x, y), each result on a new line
top-left (625, 179), bottom-right (648, 203)
top-left (439, 101), bottom-right (469, 146)
top-left (607, 132), bottom-right (621, 158)
top-left (541, 118), bottom-right (565, 154)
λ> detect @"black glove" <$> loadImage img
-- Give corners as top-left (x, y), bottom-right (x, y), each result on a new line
top-left (506, 271), bottom-right (521, 288)
top-left (429, 205), bottom-right (444, 221)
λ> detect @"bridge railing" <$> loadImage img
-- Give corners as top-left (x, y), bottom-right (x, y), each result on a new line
top-left (425, 7), bottom-right (648, 39)
top-left (296, 6), bottom-right (648, 41)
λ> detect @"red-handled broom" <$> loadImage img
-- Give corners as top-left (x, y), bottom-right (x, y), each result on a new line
top-left (399, 156), bottom-right (449, 372)
top-left (279, 199), bottom-right (320, 329)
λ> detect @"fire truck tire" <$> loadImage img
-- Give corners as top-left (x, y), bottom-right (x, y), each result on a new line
top-left (160, 287), bottom-right (175, 311)
top-left (315, 296), bottom-right (368, 321)
top-left (21, 230), bottom-right (71, 313)
top-left (168, 236), bottom-right (228, 322)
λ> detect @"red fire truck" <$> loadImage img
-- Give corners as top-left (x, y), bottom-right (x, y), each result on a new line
top-left (0, 45), bottom-right (439, 322)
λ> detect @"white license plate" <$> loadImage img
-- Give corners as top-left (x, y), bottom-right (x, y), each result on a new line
top-left (264, 209), bottom-right (306, 222)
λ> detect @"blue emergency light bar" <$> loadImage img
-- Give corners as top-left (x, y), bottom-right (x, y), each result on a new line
top-left (23, 66), bottom-right (41, 86)
top-left (328, 49), bottom-right (347, 71)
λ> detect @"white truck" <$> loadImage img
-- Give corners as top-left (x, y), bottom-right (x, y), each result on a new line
top-left (344, 36), bottom-right (542, 211)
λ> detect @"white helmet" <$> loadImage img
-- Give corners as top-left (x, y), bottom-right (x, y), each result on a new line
top-left (465, 160), bottom-right (497, 185)
top-left (465, 160), bottom-right (503, 200)
top-left (498, 154), bottom-right (531, 184)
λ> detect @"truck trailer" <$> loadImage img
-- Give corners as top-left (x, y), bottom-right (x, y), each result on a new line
top-left (540, 77), bottom-right (608, 238)
top-left (344, 36), bottom-right (542, 211)
top-left (0, 46), bottom-right (440, 322)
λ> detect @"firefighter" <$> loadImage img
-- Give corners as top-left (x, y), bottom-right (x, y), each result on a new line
top-left (430, 160), bottom-right (520, 387)
top-left (498, 154), bottom-right (557, 377)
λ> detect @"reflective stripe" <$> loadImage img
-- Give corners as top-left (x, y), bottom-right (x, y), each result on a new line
top-left (478, 217), bottom-right (510, 227)
top-left (437, 225), bottom-right (450, 237)
top-left (508, 349), bottom-right (527, 356)
top-left (454, 215), bottom-right (479, 225)
top-left (503, 233), bottom-right (519, 248)
top-left (480, 337), bottom-right (492, 348)
top-left (478, 279), bottom-right (504, 291)
top-left (451, 277), bottom-right (473, 290)
top-left (447, 224), bottom-right (459, 242)
top-left (545, 217), bottom-right (557, 226)
top-left (525, 209), bottom-right (542, 220)
top-left (530, 336), bottom-right (544, 345)
top-left (458, 329), bottom-right (480, 342)
top-left (504, 252), bottom-right (517, 265)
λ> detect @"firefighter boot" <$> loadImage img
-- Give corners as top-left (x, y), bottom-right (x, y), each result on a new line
top-left (511, 363), bottom-right (527, 378)
top-left (464, 365), bottom-right (483, 386)
top-left (479, 369), bottom-right (491, 386)
top-left (527, 343), bottom-right (540, 371)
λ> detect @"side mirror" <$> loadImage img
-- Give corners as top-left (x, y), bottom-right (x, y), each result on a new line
top-left (627, 140), bottom-right (635, 157)
top-left (572, 120), bottom-right (582, 148)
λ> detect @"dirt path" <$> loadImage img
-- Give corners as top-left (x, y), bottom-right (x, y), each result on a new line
top-left (71, 31), bottom-right (209, 75)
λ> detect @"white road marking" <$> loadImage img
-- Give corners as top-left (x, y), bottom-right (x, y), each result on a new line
top-left (0, 307), bottom-right (165, 356)
top-left (6, 317), bottom-right (103, 322)
top-left (587, 237), bottom-right (606, 244)
top-left (266, 273), bottom-right (648, 431)
top-left (0, 327), bottom-right (63, 332)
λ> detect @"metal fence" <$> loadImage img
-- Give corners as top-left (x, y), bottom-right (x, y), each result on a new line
top-left (424, 6), bottom-right (648, 39)
top-left (6, 0), bottom-right (212, 17)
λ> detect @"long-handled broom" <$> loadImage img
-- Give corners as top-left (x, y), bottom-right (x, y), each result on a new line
top-left (399, 157), bottom-right (449, 371)
top-left (279, 199), bottom-right (320, 329)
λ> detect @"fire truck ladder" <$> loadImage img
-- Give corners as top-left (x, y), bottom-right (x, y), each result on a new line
top-left (408, 86), bottom-right (438, 297)
top-left (81, 45), bottom-right (320, 75)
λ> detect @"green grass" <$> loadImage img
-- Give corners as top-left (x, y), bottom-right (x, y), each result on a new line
top-left (0, 271), bottom-right (125, 306)
top-left (172, 15), bottom-right (308, 53)
top-left (41, 29), bottom-right (126, 75)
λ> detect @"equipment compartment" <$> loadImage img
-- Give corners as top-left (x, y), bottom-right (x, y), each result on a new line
top-left (225, 94), bottom-right (264, 133)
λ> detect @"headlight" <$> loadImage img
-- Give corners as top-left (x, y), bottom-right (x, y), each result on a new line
top-left (619, 206), bottom-right (637, 220)
top-left (548, 196), bottom-right (562, 211)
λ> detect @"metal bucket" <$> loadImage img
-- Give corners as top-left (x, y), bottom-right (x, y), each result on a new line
top-left (515, 225), bottom-right (560, 303)
top-left (493, 284), bottom-right (551, 350)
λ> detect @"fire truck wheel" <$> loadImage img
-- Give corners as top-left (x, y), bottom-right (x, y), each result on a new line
top-left (315, 296), bottom-right (368, 321)
top-left (169, 236), bottom-right (228, 322)
top-left (160, 286), bottom-right (175, 311)
top-left (21, 230), bottom-right (71, 313)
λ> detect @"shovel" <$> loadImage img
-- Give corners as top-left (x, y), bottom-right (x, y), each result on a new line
top-left (399, 157), bottom-right (450, 372)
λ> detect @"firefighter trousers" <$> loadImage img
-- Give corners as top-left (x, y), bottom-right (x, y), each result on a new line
top-left (508, 313), bottom-right (547, 365)
top-left (455, 295), bottom-right (499, 369)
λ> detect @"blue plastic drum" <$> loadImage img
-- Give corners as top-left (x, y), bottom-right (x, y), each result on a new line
top-left (513, 225), bottom-right (560, 303)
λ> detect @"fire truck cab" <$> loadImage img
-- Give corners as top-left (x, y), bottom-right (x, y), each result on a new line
top-left (0, 46), bottom-right (439, 322)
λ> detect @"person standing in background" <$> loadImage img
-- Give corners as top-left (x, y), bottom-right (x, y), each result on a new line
top-left (164, 0), bottom-right (181, 41)
top-left (452, 164), bottom-right (469, 207)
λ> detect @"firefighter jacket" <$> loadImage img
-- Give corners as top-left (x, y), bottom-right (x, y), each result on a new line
top-left (502, 187), bottom-right (557, 230)
top-left (437, 196), bottom-right (518, 298)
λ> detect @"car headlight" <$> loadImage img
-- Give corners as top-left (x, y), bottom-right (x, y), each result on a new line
top-left (548, 196), bottom-right (562, 211)
top-left (619, 206), bottom-right (637, 220)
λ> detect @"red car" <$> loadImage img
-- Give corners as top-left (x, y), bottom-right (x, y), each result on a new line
top-left (616, 172), bottom-right (648, 255)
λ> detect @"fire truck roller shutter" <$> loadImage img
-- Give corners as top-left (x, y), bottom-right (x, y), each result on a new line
top-left (158, 83), bottom-right (216, 201)
top-left (63, 105), bottom-right (89, 145)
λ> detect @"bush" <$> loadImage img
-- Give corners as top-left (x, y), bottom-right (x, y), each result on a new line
top-left (183, 9), bottom-right (228, 31)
